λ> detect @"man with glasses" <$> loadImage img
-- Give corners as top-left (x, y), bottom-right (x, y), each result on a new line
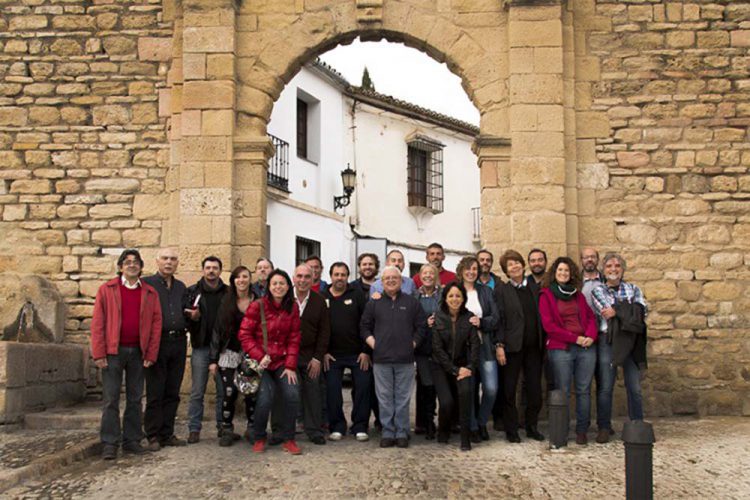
top-left (90, 249), bottom-right (162, 460)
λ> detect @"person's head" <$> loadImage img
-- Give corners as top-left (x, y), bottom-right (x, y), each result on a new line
top-left (357, 253), bottom-right (379, 280)
top-left (385, 249), bottom-right (405, 271)
top-left (440, 282), bottom-right (468, 317)
top-left (528, 248), bottom-right (547, 278)
top-left (418, 263), bottom-right (438, 290)
top-left (201, 256), bottom-right (222, 282)
top-left (266, 269), bottom-right (294, 312)
top-left (155, 248), bottom-right (179, 277)
top-left (255, 258), bottom-right (274, 283)
top-left (229, 266), bottom-right (252, 297)
top-left (477, 249), bottom-right (494, 275)
top-left (425, 243), bottom-right (445, 269)
top-left (381, 266), bottom-right (402, 296)
top-left (455, 255), bottom-right (480, 285)
top-left (117, 249), bottom-right (144, 280)
top-left (499, 250), bottom-right (525, 282)
top-left (602, 252), bottom-right (626, 285)
top-left (293, 264), bottom-right (313, 295)
top-left (580, 247), bottom-right (600, 274)
top-left (304, 256), bottom-right (323, 283)
top-left (542, 257), bottom-right (582, 290)
top-left (329, 262), bottom-right (350, 293)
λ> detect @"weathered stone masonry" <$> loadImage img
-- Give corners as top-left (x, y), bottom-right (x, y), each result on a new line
top-left (0, 0), bottom-right (748, 417)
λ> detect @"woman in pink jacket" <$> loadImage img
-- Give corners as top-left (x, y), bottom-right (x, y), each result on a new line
top-left (538, 257), bottom-right (598, 445)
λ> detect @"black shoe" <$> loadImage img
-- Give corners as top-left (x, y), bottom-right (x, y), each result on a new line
top-left (460, 431), bottom-right (472, 451)
top-left (451, 425), bottom-right (460, 434)
top-left (268, 436), bottom-right (284, 446)
top-left (122, 442), bottom-right (148, 455)
top-left (380, 438), bottom-right (395, 448)
top-left (506, 432), bottom-right (521, 443)
top-left (493, 419), bottom-right (503, 432)
top-left (311, 435), bottom-right (326, 445)
top-left (396, 437), bottom-right (409, 448)
top-left (437, 432), bottom-right (449, 444)
top-left (478, 425), bottom-right (490, 441)
top-left (470, 431), bottom-right (482, 443)
top-left (160, 435), bottom-right (187, 447)
top-left (425, 422), bottom-right (436, 440)
top-left (219, 432), bottom-right (234, 447)
top-left (526, 427), bottom-right (545, 441)
top-left (102, 444), bottom-right (117, 460)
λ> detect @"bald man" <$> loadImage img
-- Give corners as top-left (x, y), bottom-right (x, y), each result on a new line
top-left (143, 248), bottom-right (189, 450)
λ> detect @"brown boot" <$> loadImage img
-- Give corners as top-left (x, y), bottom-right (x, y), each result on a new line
top-left (596, 429), bottom-right (610, 444)
top-left (187, 431), bottom-right (200, 444)
top-left (576, 432), bottom-right (588, 445)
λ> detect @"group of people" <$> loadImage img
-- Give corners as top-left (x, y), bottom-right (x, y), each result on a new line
top-left (90, 242), bottom-right (648, 459)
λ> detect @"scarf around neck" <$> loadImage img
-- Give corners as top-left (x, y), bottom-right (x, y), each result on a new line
top-left (551, 281), bottom-right (577, 301)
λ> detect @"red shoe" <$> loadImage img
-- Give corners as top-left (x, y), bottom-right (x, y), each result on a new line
top-left (282, 440), bottom-right (302, 455)
top-left (252, 438), bottom-right (267, 453)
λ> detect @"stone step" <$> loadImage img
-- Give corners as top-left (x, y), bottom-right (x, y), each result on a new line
top-left (23, 402), bottom-right (101, 431)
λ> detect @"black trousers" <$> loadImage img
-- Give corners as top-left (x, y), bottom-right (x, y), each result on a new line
top-left (433, 367), bottom-right (472, 437)
top-left (415, 372), bottom-right (436, 430)
top-left (144, 336), bottom-right (187, 441)
top-left (502, 345), bottom-right (543, 434)
top-left (218, 367), bottom-right (256, 430)
top-left (492, 361), bottom-right (505, 424)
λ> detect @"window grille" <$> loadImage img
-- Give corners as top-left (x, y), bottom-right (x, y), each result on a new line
top-left (407, 136), bottom-right (444, 213)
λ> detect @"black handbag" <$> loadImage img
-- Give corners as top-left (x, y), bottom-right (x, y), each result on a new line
top-left (234, 300), bottom-right (268, 395)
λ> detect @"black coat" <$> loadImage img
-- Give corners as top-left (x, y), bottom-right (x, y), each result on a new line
top-left (608, 302), bottom-right (648, 369)
top-left (494, 279), bottom-right (544, 353)
top-left (432, 310), bottom-right (480, 377)
top-left (185, 278), bottom-right (227, 348)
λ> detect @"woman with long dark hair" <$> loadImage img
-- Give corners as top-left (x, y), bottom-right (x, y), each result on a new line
top-left (208, 266), bottom-right (255, 446)
top-left (238, 269), bottom-right (303, 455)
top-left (432, 282), bottom-right (479, 451)
top-left (455, 255), bottom-right (500, 442)
top-left (539, 257), bottom-right (598, 445)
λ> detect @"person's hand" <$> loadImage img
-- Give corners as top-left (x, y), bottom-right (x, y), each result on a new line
top-left (307, 358), bottom-right (321, 380)
top-left (323, 353), bottom-right (335, 372)
top-left (427, 314), bottom-right (435, 328)
top-left (282, 368), bottom-right (298, 385)
top-left (365, 336), bottom-right (376, 350)
top-left (371, 292), bottom-right (382, 300)
top-left (209, 363), bottom-right (218, 375)
top-left (184, 308), bottom-right (200, 321)
top-left (601, 307), bottom-right (616, 320)
top-left (259, 354), bottom-right (271, 369)
top-left (469, 316), bottom-right (481, 327)
top-left (496, 346), bottom-right (507, 366)
top-left (143, 360), bottom-right (154, 368)
top-left (357, 352), bottom-right (371, 371)
top-left (582, 337), bottom-right (594, 348)
top-left (576, 336), bottom-right (586, 347)
top-left (94, 358), bottom-right (108, 369)
top-left (457, 367), bottom-right (472, 381)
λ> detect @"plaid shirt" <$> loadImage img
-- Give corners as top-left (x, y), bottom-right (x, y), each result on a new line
top-left (591, 280), bottom-right (648, 332)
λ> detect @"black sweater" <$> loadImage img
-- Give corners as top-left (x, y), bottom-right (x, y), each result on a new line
top-left (322, 285), bottom-right (368, 357)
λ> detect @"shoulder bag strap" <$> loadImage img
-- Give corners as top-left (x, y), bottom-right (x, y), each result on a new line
top-left (259, 299), bottom-right (268, 355)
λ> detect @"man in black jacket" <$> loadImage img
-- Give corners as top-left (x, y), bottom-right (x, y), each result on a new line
top-left (361, 266), bottom-right (427, 449)
top-left (185, 256), bottom-right (227, 444)
top-left (143, 248), bottom-right (189, 451)
top-left (323, 262), bottom-right (371, 442)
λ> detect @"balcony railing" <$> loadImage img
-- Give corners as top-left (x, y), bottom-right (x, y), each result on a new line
top-left (267, 134), bottom-right (289, 192)
top-left (472, 206), bottom-right (481, 241)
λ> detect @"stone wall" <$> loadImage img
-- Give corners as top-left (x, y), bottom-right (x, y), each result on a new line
top-left (0, 0), bottom-right (174, 345)
top-left (571, 0), bottom-right (750, 416)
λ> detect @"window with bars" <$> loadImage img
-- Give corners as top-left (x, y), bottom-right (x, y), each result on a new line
top-left (295, 236), bottom-right (321, 266)
top-left (407, 136), bottom-right (444, 213)
top-left (296, 99), bottom-right (308, 159)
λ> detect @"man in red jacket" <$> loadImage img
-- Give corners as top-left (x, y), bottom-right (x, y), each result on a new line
top-left (90, 249), bottom-right (162, 460)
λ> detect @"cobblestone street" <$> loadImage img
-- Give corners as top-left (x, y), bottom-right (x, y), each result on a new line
top-left (3, 417), bottom-right (748, 499)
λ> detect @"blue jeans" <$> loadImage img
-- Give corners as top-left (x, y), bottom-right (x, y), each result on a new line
top-left (373, 363), bottom-right (414, 439)
top-left (549, 345), bottom-right (596, 433)
top-left (470, 359), bottom-right (498, 431)
top-left (596, 339), bottom-right (643, 430)
top-left (100, 346), bottom-right (144, 446)
top-left (187, 346), bottom-right (223, 433)
top-left (325, 354), bottom-right (372, 434)
top-left (254, 367), bottom-right (300, 441)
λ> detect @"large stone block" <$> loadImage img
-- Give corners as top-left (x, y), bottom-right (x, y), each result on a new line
top-left (183, 81), bottom-right (235, 109)
top-left (138, 37), bottom-right (172, 61)
top-left (184, 26), bottom-right (235, 53)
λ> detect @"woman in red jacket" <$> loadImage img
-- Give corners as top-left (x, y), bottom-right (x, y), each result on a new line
top-left (238, 269), bottom-right (302, 455)
top-left (538, 257), bottom-right (598, 445)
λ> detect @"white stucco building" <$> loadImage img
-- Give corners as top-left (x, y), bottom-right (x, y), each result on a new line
top-left (265, 60), bottom-right (480, 280)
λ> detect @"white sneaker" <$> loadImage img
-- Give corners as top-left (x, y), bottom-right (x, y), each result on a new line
top-left (355, 432), bottom-right (369, 442)
top-left (329, 432), bottom-right (343, 441)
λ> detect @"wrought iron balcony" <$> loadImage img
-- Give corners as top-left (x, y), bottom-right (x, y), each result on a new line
top-left (267, 134), bottom-right (289, 192)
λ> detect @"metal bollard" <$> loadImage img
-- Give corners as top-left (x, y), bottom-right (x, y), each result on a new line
top-left (622, 420), bottom-right (656, 500)
top-left (547, 389), bottom-right (569, 449)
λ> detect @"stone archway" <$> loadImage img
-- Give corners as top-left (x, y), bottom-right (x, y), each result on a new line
top-left (167, 0), bottom-right (573, 272)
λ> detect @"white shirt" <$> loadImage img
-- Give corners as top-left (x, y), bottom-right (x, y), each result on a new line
top-left (295, 290), bottom-right (310, 317)
top-left (466, 289), bottom-right (483, 319)
top-left (120, 275), bottom-right (142, 290)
